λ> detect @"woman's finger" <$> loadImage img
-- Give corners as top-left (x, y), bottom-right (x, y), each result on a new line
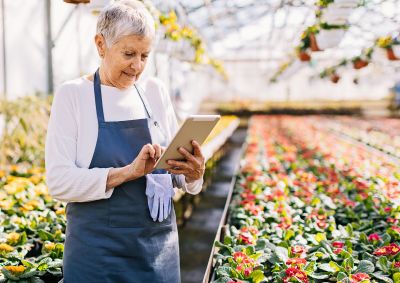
top-left (153, 144), bottom-right (162, 160)
top-left (192, 140), bottom-right (203, 157)
top-left (167, 160), bottom-right (190, 170)
top-left (142, 143), bottom-right (155, 159)
top-left (178, 147), bottom-right (196, 162)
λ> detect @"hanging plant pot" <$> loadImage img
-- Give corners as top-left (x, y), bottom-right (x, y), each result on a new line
top-left (333, 0), bottom-right (360, 8)
top-left (352, 59), bottom-right (369, 69)
top-left (321, 6), bottom-right (354, 25)
top-left (387, 45), bottom-right (400, 61)
top-left (315, 29), bottom-right (345, 50)
top-left (309, 33), bottom-right (321, 52)
top-left (64, 0), bottom-right (90, 3)
top-left (330, 73), bottom-right (340, 83)
top-left (386, 47), bottom-right (399, 61)
top-left (298, 51), bottom-right (311, 62)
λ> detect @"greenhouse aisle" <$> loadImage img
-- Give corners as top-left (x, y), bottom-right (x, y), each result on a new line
top-left (178, 127), bottom-right (247, 283)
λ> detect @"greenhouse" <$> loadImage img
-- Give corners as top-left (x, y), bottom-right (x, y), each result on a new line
top-left (1, 0), bottom-right (400, 282)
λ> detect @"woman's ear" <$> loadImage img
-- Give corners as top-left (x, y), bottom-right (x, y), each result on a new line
top-left (95, 34), bottom-right (106, 58)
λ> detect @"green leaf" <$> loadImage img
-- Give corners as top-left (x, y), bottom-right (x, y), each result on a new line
top-left (244, 246), bottom-right (255, 256)
top-left (377, 256), bottom-right (389, 273)
top-left (275, 246), bottom-right (289, 262)
top-left (343, 257), bottom-right (354, 272)
top-left (346, 224), bottom-right (354, 237)
top-left (329, 261), bottom-right (342, 273)
top-left (309, 272), bottom-right (330, 279)
top-left (37, 230), bottom-right (53, 241)
top-left (251, 269), bottom-right (265, 283)
top-left (20, 260), bottom-right (35, 268)
top-left (1, 268), bottom-right (19, 280)
top-left (305, 261), bottom-right (316, 273)
top-left (394, 273), bottom-right (400, 283)
top-left (223, 235), bottom-right (232, 245)
top-left (284, 230), bottom-right (295, 241)
top-left (337, 272), bottom-right (348, 280)
top-left (372, 272), bottom-right (394, 283)
top-left (355, 260), bottom-right (374, 274)
top-left (315, 233), bottom-right (326, 243)
top-left (318, 263), bottom-right (336, 274)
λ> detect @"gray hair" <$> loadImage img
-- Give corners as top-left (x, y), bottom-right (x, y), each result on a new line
top-left (96, 0), bottom-right (156, 47)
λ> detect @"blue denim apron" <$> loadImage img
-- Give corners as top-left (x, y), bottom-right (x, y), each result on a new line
top-left (63, 70), bottom-right (180, 283)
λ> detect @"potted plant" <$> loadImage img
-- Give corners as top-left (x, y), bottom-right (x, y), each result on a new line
top-left (296, 46), bottom-right (311, 62)
top-left (315, 22), bottom-right (348, 50)
top-left (376, 36), bottom-right (400, 61)
top-left (352, 48), bottom-right (373, 69)
top-left (299, 25), bottom-right (321, 52)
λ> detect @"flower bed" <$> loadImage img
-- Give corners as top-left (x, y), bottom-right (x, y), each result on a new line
top-left (0, 115), bottom-right (239, 281)
top-left (209, 116), bottom-right (400, 283)
top-left (0, 165), bottom-right (65, 282)
top-left (315, 116), bottom-right (400, 159)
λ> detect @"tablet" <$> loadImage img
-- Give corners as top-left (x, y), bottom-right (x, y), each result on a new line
top-left (154, 115), bottom-right (221, 169)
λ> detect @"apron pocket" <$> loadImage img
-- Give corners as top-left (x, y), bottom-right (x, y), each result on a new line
top-left (108, 179), bottom-right (173, 228)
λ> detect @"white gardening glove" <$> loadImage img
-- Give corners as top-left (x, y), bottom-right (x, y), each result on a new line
top-left (145, 174), bottom-right (174, 222)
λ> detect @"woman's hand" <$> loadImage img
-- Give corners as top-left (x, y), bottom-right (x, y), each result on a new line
top-left (166, 140), bottom-right (205, 183)
top-left (129, 143), bottom-right (164, 178)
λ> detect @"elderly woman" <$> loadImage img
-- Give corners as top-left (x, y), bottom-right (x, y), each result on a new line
top-left (45, 1), bottom-right (204, 282)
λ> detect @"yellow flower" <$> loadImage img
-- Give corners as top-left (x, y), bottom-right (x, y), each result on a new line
top-left (21, 200), bottom-right (40, 212)
top-left (10, 165), bottom-right (19, 172)
top-left (44, 242), bottom-right (56, 251)
top-left (6, 232), bottom-right (20, 246)
top-left (0, 170), bottom-right (5, 178)
top-left (29, 175), bottom-right (42, 185)
top-left (4, 265), bottom-right (25, 275)
top-left (56, 208), bottom-right (65, 215)
top-left (0, 200), bottom-right (13, 210)
top-left (0, 243), bottom-right (14, 253)
top-left (27, 167), bottom-right (44, 175)
top-left (34, 184), bottom-right (48, 196)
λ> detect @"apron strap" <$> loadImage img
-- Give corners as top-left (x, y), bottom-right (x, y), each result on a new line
top-left (134, 84), bottom-right (153, 120)
top-left (93, 69), bottom-right (105, 124)
top-left (93, 68), bottom-right (153, 124)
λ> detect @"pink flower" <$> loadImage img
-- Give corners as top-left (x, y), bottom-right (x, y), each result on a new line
top-left (394, 262), bottom-right (400, 268)
top-left (291, 246), bottom-right (306, 255)
top-left (391, 226), bottom-right (400, 233)
top-left (368, 233), bottom-right (381, 241)
top-left (350, 273), bottom-right (370, 282)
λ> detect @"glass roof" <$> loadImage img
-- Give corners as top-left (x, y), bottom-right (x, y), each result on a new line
top-left (152, 0), bottom-right (400, 78)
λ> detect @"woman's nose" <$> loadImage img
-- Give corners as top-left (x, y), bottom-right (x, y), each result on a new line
top-left (130, 57), bottom-right (141, 71)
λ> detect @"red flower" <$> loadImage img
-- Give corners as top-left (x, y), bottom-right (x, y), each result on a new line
top-left (368, 233), bottom-right (381, 241)
top-left (291, 246), bottom-right (306, 255)
top-left (285, 267), bottom-right (300, 277)
top-left (286, 258), bottom-right (307, 266)
top-left (373, 243), bottom-right (400, 256)
top-left (350, 273), bottom-right (370, 282)
top-left (391, 226), bottom-right (400, 233)
top-left (238, 233), bottom-right (255, 245)
top-left (388, 217), bottom-right (398, 224)
top-left (385, 207), bottom-right (392, 212)
top-left (394, 262), bottom-right (400, 268)
top-left (244, 267), bottom-right (253, 277)
top-left (233, 252), bottom-right (247, 263)
top-left (333, 248), bottom-right (343, 254)
top-left (332, 242), bottom-right (344, 248)
top-left (283, 267), bottom-right (308, 283)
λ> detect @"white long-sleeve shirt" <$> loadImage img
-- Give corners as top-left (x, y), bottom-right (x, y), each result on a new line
top-left (45, 76), bottom-right (203, 203)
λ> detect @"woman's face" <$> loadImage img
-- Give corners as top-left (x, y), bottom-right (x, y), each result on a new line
top-left (95, 34), bottom-right (152, 89)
